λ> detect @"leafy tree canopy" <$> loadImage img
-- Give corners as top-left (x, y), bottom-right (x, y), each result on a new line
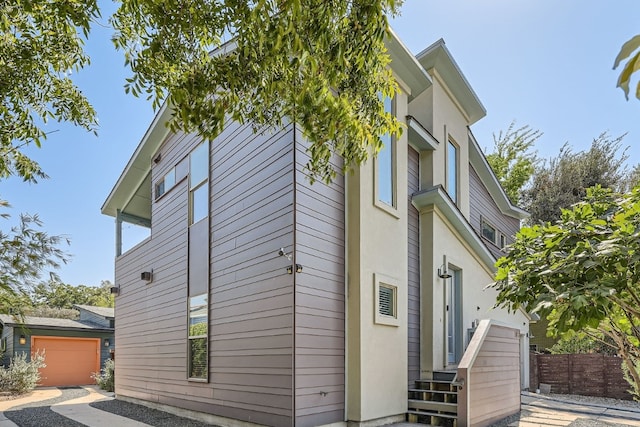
top-left (0, 0), bottom-right (99, 183)
top-left (522, 133), bottom-right (630, 224)
top-left (112, 0), bottom-right (403, 183)
top-left (485, 121), bottom-right (540, 204)
top-left (492, 185), bottom-right (640, 398)
top-left (30, 280), bottom-right (114, 309)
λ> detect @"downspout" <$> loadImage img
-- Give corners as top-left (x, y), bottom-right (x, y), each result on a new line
top-left (343, 171), bottom-right (349, 421)
top-left (116, 209), bottom-right (122, 257)
top-left (292, 121), bottom-right (298, 427)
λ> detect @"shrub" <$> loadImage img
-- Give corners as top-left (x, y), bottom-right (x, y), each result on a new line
top-left (92, 358), bottom-right (114, 392)
top-left (0, 351), bottom-right (46, 394)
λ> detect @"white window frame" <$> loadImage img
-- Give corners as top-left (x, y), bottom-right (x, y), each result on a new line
top-left (374, 273), bottom-right (399, 327)
top-left (374, 96), bottom-right (399, 218)
top-left (446, 138), bottom-right (459, 204)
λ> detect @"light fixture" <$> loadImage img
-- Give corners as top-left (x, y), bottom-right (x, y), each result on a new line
top-left (153, 153), bottom-right (162, 164)
top-left (19, 335), bottom-right (26, 345)
top-left (437, 255), bottom-right (452, 279)
top-left (104, 339), bottom-right (110, 347)
top-left (286, 266), bottom-right (293, 274)
top-left (110, 286), bottom-right (120, 295)
top-left (295, 264), bottom-right (303, 273)
top-left (141, 270), bottom-right (153, 282)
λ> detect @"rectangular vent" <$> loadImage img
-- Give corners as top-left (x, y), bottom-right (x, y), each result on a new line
top-left (379, 285), bottom-right (395, 317)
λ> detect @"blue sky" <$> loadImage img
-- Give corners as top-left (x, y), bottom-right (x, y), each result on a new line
top-left (3, 0), bottom-right (640, 286)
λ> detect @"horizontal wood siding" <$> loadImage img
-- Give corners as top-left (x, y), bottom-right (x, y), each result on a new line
top-left (466, 324), bottom-right (521, 427)
top-left (294, 130), bottom-right (345, 427)
top-left (115, 120), bottom-right (296, 427)
top-left (210, 121), bottom-right (295, 427)
top-left (407, 146), bottom-right (420, 387)
top-left (468, 165), bottom-right (519, 259)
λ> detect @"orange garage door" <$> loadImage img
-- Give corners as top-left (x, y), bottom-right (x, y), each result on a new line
top-left (31, 337), bottom-right (100, 387)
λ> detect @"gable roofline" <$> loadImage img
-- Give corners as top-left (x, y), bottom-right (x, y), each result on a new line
top-left (467, 129), bottom-right (529, 220)
top-left (101, 102), bottom-right (171, 220)
top-left (416, 38), bottom-right (486, 125)
top-left (74, 304), bottom-right (115, 320)
top-left (386, 27), bottom-right (432, 100)
top-left (0, 314), bottom-right (113, 333)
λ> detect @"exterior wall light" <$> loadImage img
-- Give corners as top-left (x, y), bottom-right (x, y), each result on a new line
top-left (110, 286), bottom-right (120, 295)
top-left (295, 264), bottom-right (303, 273)
top-left (437, 255), bottom-right (452, 279)
top-left (19, 335), bottom-right (26, 345)
top-left (104, 339), bottom-right (110, 347)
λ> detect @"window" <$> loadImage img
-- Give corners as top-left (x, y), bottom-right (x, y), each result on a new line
top-left (377, 96), bottom-right (395, 207)
top-left (447, 140), bottom-right (458, 203)
top-left (189, 143), bottom-right (209, 224)
top-left (188, 294), bottom-right (208, 380)
top-left (481, 218), bottom-right (507, 250)
top-left (155, 168), bottom-right (176, 199)
top-left (374, 273), bottom-right (399, 326)
top-left (481, 218), bottom-right (496, 243)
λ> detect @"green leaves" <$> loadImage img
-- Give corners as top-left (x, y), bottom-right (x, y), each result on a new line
top-left (111, 0), bottom-right (402, 183)
top-left (0, 0), bottom-right (99, 182)
top-left (614, 34), bottom-right (640, 100)
top-left (491, 183), bottom-right (640, 398)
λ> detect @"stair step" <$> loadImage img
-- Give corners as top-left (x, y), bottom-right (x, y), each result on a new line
top-left (409, 388), bottom-right (457, 394)
top-left (407, 409), bottom-right (458, 419)
top-left (433, 370), bottom-right (457, 382)
top-left (408, 399), bottom-right (457, 413)
top-left (416, 379), bottom-right (455, 385)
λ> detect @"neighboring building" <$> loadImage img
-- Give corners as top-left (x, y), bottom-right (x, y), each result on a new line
top-left (0, 305), bottom-right (114, 387)
top-left (101, 31), bottom-right (529, 427)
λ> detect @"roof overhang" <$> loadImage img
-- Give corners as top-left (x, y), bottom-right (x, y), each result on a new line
top-left (412, 185), bottom-right (496, 271)
top-left (468, 129), bottom-right (529, 220)
top-left (101, 103), bottom-right (172, 222)
top-left (386, 27), bottom-right (432, 101)
top-left (416, 39), bottom-right (486, 125)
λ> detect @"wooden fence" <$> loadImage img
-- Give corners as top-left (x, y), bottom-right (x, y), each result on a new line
top-left (529, 353), bottom-right (632, 400)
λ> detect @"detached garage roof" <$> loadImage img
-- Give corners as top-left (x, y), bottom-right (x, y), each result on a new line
top-left (0, 315), bottom-right (113, 333)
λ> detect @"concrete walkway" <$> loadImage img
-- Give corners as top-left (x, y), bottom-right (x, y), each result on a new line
top-left (2, 387), bottom-right (640, 426)
top-left (0, 386), bottom-right (153, 427)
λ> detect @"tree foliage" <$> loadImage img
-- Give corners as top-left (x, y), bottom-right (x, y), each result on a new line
top-left (485, 121), bottom-right (540, 203)
top-left (0, 206), bottom-right (69, 305)
top-left (30, 280), bottom-right (114, 309)
top-left (0, 0), bottom-right (99, 182)
top-left (492, 185), bottom-right (640, 399)
top-left (111, 0), bottom-right (403, 183)
top-left (614, 34), bottom-right (640, 100)
top-left (522, 133), bottom-right (630, 224)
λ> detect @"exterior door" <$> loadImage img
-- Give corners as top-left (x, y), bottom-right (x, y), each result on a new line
top-left (446, 269), bottom-right (462, 365)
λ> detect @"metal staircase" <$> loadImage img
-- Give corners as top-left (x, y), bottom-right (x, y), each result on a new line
top-left (407, 371), bottom-right (458, 426)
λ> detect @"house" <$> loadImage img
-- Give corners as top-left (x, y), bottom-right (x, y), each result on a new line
top-left (101, 31), bottom-right (529, 427)
top-left (0, 305), bottom-right (114, 387)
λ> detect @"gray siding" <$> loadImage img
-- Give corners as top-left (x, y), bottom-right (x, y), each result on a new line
top-left (408, 146), bottom-right (420, 386)
top-left (468, 165), bottom-right (520, 260)
top-left (294, 130), bottom-right (345, 427)
top-left (115, 120), bottom-right (296, 427)
top-left (209, 122), bottom-right (295, 427)
top-left (78, 309), bottom-right (112, 328)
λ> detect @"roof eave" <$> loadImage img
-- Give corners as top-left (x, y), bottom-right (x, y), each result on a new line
top-left (101, 102), bottom-right (172, 219)
top-left (386, 27), bottom-right (432, 100)
top-left (416, 39), bottom-right (486, 125)
top-left (467, 129), bottom-right (529, 220)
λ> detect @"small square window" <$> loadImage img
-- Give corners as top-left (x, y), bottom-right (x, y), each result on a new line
top-left (481, 219), bottom-right (496, 243)
top-left (374, 273), bottom-right (399, 327)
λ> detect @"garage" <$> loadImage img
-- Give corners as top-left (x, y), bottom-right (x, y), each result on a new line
top-left (0, 305), bottom-right (114, 388)
top-left (31, 336), bottom-right (100, 387)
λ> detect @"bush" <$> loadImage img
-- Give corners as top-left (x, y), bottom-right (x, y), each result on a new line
top-left (92, 358), bottom-right (114, 392)
top-left (0, 351), bottom-right (46, 394)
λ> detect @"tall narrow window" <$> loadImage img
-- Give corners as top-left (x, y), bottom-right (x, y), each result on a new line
top-left (189, 143), bottom-right (209, 224)
top-left (188, 294), bottom-right (208, 379)
top-left (378, 96), bottom-right (394, 207)
top-left (447, 140), bottom-right (458, 203)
